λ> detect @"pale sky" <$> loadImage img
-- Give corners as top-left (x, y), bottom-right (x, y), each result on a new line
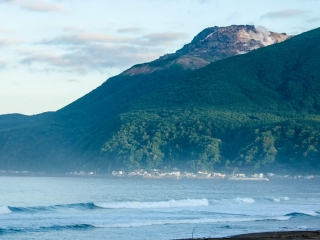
top-left (1, 0), bottom-right (319, 115)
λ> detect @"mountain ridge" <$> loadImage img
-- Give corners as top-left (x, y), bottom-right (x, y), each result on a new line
top-left (1, 25), bottom-right (319, 174)
top-left (86, 27), bottom-right (320, 173)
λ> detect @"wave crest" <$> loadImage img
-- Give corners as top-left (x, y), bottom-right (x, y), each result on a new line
top-left (285, 211), bottom-right (318, 217)
top-left (235, 197), bottom-right (255, 203)
top-left (211, 197), bottom-right (255, 204)
top-left (265, 197), bottom-right (290, 202)
top-left (0, 206), bottom-right (11, 215)
top-left (95, 216), bottom-right (290, 228)
top-left (94, 198), bottom-right (209, 209)
top-left (0, 224), bottom-right (94, 234)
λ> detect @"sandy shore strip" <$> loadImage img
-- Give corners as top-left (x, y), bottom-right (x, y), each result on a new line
top-left (179, 230), bottom-right (320, 239)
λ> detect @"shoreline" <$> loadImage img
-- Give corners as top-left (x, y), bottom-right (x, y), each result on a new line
top-left (1, 173), bottom-right (319, 180)
top-left (180, 230), bottom-right (320, 239)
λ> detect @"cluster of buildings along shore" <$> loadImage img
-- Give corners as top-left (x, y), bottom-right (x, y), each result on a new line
top-left (1, 169), bottom-right (319, 180)
top-left (109, 170), bottom-right (320, 181)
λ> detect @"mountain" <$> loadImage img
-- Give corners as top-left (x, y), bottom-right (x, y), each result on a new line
top-left (123, 25), bottom-right (290, 76)
top-left (2, 25), bottom-right (319, 174)
top-left (175, 25), bottom-right (290, 61)
top-left (99, 27), bottom-right (320, 173)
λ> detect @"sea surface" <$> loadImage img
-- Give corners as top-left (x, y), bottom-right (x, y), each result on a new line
top-left (0, 176), bottom-right (319, 240)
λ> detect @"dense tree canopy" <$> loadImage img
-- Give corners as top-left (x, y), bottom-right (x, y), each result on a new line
top-left (0, 27), bottom-right (320, 173)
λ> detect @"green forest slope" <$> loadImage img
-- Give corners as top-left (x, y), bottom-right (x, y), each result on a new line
top-left (84, 27), bottom-right (320, 174)
top-left (0, 27), bottom-right (320, 174)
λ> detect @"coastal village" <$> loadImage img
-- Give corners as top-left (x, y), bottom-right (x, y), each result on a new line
top-left (1, 169), bottom-right (319, 180)
top-left (109, 170), bottom-right (320, 181)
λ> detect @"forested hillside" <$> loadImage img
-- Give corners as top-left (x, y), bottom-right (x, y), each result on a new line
top-left (86, 27), bottom-right (320, 174)
top-left (0, 26), bottom-right (319, 174)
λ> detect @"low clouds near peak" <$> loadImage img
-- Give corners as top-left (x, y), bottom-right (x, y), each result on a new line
top-left (261, 9), bottom-right (308, 19)
top-left (40, 32), bottom-right (132, 46)
top-left (19, 45), bottom-right (162, 74)
top-left (142, 32), bottom-right (187, 45)
top-left (20, 29), bottom-right (188, 74)
top-left (117, 28), bottom-right (142, 34)
top-left (40, 29), bottom-right (188, 47)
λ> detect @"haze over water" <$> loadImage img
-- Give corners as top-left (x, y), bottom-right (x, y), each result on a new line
top-left (0, 177), bottom-right (319, 240)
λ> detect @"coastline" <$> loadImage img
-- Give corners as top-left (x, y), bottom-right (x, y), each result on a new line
top-left (179, 230), bottom-right (320, 239)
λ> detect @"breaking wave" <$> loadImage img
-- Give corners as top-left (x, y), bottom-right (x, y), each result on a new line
top-left (42, 224), bottom-right (95, 231)
top-left (264, 197), bottom-right (290, 202)
top-left (95, 216), bottom-right (291, 228)
top-left (211, 196), bottom-right (292, 204)
top-left (4, 199), bottom-right (209, 214)
top-left (94, 198), bottom-right (209, 209)
top-left (234, 197), bottom-right (255, 203)
top-left (6, 203), bottom-right (97, 214)
top-left (211, 197), bottom-right (255, 204)
top-left (0, 224), bottom-right (94, 235)
top-left (0, 216), bottom-right (290, 234)
top-left (285, 211), bottom-right (318, 217)
top-left (0, 206), bottom-right (11, 215)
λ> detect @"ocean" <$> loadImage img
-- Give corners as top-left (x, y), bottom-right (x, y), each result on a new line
top-left (0, 176), bottom-right (319, 239)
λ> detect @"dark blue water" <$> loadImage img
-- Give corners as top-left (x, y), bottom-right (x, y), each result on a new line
top-left (0, 177), bottom-right (319, 239)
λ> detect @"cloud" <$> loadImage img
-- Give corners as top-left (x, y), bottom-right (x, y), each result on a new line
top-left (142, 32), bottom-right (187, 45)
top-left (0, 27), bottom-right (12, 33)
top-left (1, 0), bottom-right (65, 12)
top-left (0, 38), bottom-right (24, 47)
top-left (117, 27), bottom-right (142, 34)
top-left (41, 32), bottom-right (132, 45)
top-left (307, 17), bottom-right (320, 22)
top-left (20, 1), bottom-right (65, 12)
top-left (21, 29), bottom-right (188, 74)
top-left (261, 9), bottom-right (308, 19)
top-left (20, 44), bottom-right (162, 74)
top-left (0, 59), bottom-right (8, 66)
top-left (67, 79), bottom-right (80, 83)
top-left (40, 30), bottom-right (187, 47)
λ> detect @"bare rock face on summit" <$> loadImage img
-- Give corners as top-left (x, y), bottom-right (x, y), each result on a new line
top-left (175, 25), bottom-right (290, 62)
top-left (123, 25), bottom-right (291, 76)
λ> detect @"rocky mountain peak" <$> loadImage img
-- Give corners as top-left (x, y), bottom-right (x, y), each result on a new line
top-left (175, 25), bottom-right (291, 62)
top-left (123, 25), bottom-right (291, 76)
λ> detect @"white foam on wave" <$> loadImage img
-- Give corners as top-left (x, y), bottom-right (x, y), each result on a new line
top-left (298, 226), bottom-right (309, 229)
top-left (211, 197), bottom-right (255, 204)
top-left (298, 210), bottom-right (318, 216)
top-left (95, 198), bottom-right (209, 209)
top-left (0, 206), bottom-right (11, 215)
top-left (95, 216), bottom-right (290, 228)
top-left (269, 196), bottom-right (290, 202)
top-left (235, 197), bottom-right (255, 203)
top-left (269, 216), bottom-right (292, 221)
